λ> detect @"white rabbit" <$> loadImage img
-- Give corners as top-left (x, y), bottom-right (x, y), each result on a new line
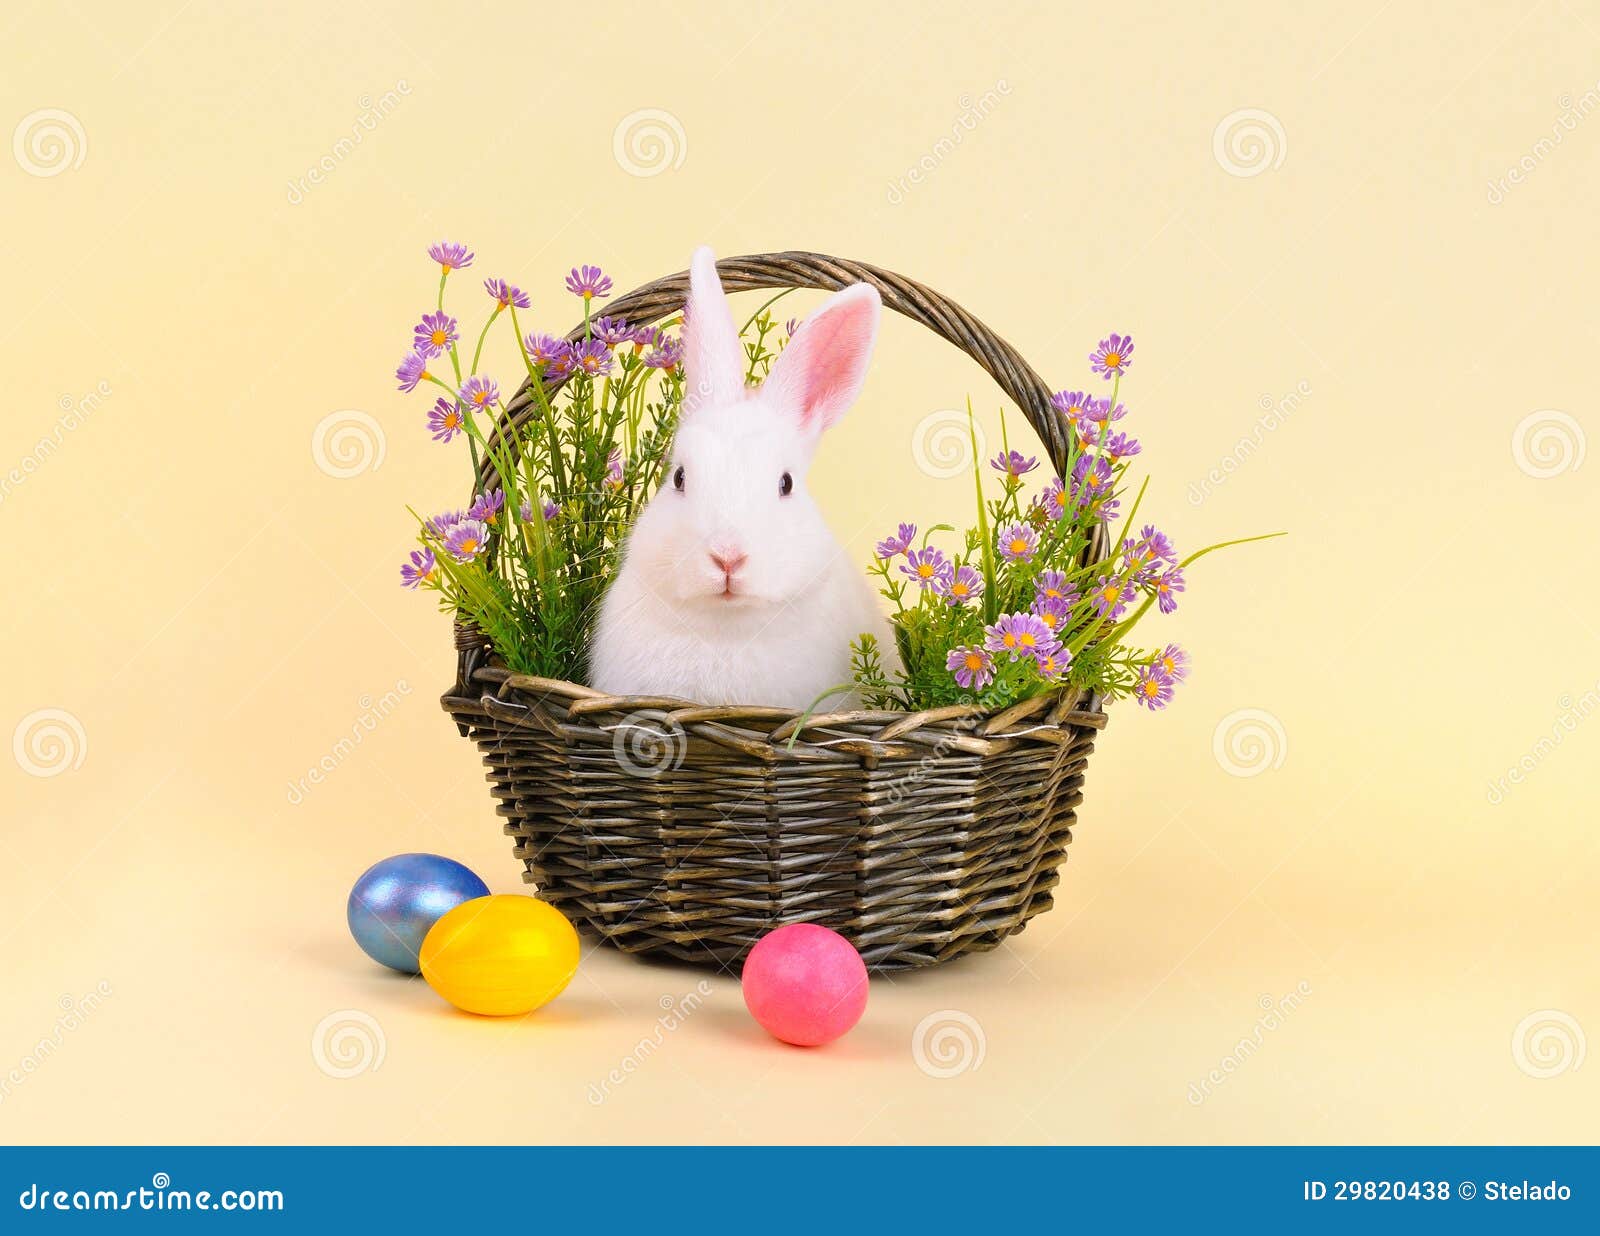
top-left (589, 246), bottom-right (891, 710)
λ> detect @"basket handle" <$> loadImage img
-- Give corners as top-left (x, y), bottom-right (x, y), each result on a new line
top-left (477, 250), bottom-right (1073, 491)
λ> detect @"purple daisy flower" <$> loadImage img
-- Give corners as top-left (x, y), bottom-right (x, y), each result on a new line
top-left (1050, 390), bottom-right (1094, 426)
top-left (544, 350), bottom-right (576, 381)
top-left (427, 241), bottom-right (474, 272)
top-left (1071, 455), bottom-right (1116, 507)
top-left (565, 264), bottom-right (613, 300)
top-left (1140, 525), bottom-right (1177, 563)
top-left (643, 337), bottom-right (685, 370)
top-left (876, 523), bottom-right (917, 559)
top-left (542, 499), bottom-right (560, 521)
top-left (1134, 663), bottom-right (1174, 710)
top-left (425, 509), bottom-right (464, 536)
top-left (1089, 575), bottom-right (1136, 621)
top-left (984, 612), bottom-right (1061, 662)
top-left (990, 449), bottom-right (1039, 478)
top-left (1032, 593), bottom-right (1071, 636)
top-left (900, 546), bottom-right (953, 591)
top-left (1035, 570), bottom-right (1079, 606)
top-left (1102, 431), bottom-right (1141, 459)
top-left (628, 324), bottom-right (664, 347)
top-left (604, 448), bottom-right (625, 490)
top-left (412, 311), bottom-right (458, 359)
top-left (1154, 643), bottom-right (1189, 682)
top-left (524, 333), bottom-right (570, 367)
top-left (468, 488), bottom-right (506, 525)
top-left (1087, 397), bottom-right (1129, 423)
top-left (1038, 476), bottom-right (1069, 522)
top-left (483, 278), bottom-right (531, 311)
top-left (997, 523), bottom-right (1040, 563)
top-left (459, 375), bottom-right (499, 412)
top-left (591, 316), bottom-right (633, 345)
top-left (1089, 332), bottom-right (1134, 380)
top-left (945, 644), bottom-right (995, 691)
top-left (570, 338), bottom-right (614, 378)
top-left (400, 548), bottom-right (437, 589)
top-left (1088, 494), bottom-right (1122, 523)
top-left (395, 350), bottom-right (431, 392)
top-left (941, 563), bottom-right (985, 607)
top-left (426, 397), bottom-right (465, 443)
top-left (443, 518), bottom-right (490, 563)
top-left (1153, 566), bottom-right (1186, 614)
top-left (1035, 647), bottom-right (1072, 680)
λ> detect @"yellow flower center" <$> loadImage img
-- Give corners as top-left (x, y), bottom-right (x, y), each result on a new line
top-left (964, 653), bottom-right (984, 672)
top-left (1142, 678), bottom-right (1159, 697)
top-left (1019, 632), bottom-right (1036, 648)
top-left (446, 411), bottom-right (462, 428)
top-left (431, 329), bottom-right (447, 346)
top-left (917, 563), bottom-right (934, 579)
top-left (1102, 586), bottom-right (1119, 603)
top-left (951, 582), bottom-right (969, 597)
top-left (1043, 587), bottom-right (1061, 598)
top-left (1104, 352), bottom-right (1121, 368)
top-left (459, 537), bottom-right (479, 554)
top-left (1010, 539), bottom-right (1029, 555)
top-left (1161, 656), bottom-right (1176, 675)
top-left (581, 290), bottom-right (594, 300)
top-left (1040, 612), bottom-right (1058, 628)
top-left (1003, 633), bottom-right (1017, 648)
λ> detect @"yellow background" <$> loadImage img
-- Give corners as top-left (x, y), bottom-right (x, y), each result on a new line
top-left (3, 0), bottom-right (1596, 1144)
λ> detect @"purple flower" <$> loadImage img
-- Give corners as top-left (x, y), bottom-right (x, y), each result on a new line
top-left (524, 333), bottom-right (570, 367)
top-left (1153, 566), bottom-right (1186, 614)
top-left (629, 324), bottom-right (665, 347)
top-left (1134, 663), bottom-right (1174, 709)
top-left (876, 523), bottom-right (917, 559)
top-left (484, 278), bottom-right (531, 311)
top-left (985, 612), bottom-right (1060, 662)
top-left (1071, 455), bottom-right (1116, 507)
top-left (412, 311), bottom-right (458, 358)
top-left (426, 397), bottom-right (465, 443)
top-left (1089, 575), bottom-right (1136, 620)
top-left (1038, 476), bottom-right (1069, 522)
top-left (997, 523), bottom-right (1039, 563)
top-left (395, 351), bottom-right (431, 392)
top-left (642, 337), bottom-right (684, 370)
top-left (900, 546), bottom-right (953, 591)
top-left (1154, 643), bottom-right (1189, 682)
top-left (1035, 570), bottom-right (1079, 606)
top-left (571, 338), bottom-right (614, 378)
top-left (941, 564), bottom-right (985, 607)
top-left (542, 499), bottom-right (560, 521)
top-left (426, 509), bottom-right (464, 536)
top-left (591, 316), bottom-right (632, 345)
top-left (1032, 594), bottom-right (1071, 636)
top-left (1090, 332), bottom-right (1134, 380)
top-left (459, 375), bottom-right (499, 412)
top-left (565, 264), bottom-right (613, 300)
top-left (1035, 648), bottom-right (1072, 680)
top-left (604, 448), bottom-right (625, 490)
top-left (1050, 390), bottom-right (1093, 426)
top-left (544, 350), bottom-right (575, 381)
top-left (443, 518), bottom-right (490, 562)
top-left (427, 241), bottom-right (475, 271)
top-left (1140, 525), bottom-right (1177, 563)
top-left (1102, 431), bottom-right (1141, 459)
top-left (400, 548), bottom-right (437, 589)
top-left (945, 645), bottom-right (995, 690)
top-left (1087, 397), bottom-right (1128, 423)
top-left (990, 449), bottom-right (1039, 478)
top-left (468, 488), bottom-right (506, 525)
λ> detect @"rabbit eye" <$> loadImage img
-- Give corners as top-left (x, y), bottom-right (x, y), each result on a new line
top-left (673, 465), bottom-right (685, 492)
top-left (779, 471), bottom-right (793, 497)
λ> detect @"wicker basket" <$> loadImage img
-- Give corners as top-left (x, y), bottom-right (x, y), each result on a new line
top-left (441, 251), bottom-right (1109, 972)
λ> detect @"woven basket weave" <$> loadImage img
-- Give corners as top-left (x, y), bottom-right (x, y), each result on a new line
top-left (441, 251), bottom-right (1108, 972)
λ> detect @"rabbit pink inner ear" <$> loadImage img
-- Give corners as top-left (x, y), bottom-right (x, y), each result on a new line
top-left (765, 283), bottom-right (881, 433)
top-left (682, 246), bottom-right (744, 414)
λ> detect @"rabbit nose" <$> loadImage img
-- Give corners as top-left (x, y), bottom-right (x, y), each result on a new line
top-left (709, 547), bottom-right (747, 577)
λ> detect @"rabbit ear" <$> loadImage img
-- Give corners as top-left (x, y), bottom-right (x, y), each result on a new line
top-left (683, 246), bottom-right (743, 413)
top-left (763, 282), bottom-right (881, 434)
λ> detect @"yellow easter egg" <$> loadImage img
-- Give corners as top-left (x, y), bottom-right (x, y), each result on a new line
top-left (419, 894), bottom-right (579, 1016)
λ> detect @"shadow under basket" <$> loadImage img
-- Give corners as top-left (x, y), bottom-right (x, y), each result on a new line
top-left (440, 250), bottom-right (1110, 973)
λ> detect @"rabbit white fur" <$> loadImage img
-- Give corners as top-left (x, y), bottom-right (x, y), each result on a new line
top-left (589, 247), bottom-right (890, 709)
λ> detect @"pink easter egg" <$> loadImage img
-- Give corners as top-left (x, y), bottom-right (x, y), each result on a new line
top-left (741, 923), bottom-right (869, 1047)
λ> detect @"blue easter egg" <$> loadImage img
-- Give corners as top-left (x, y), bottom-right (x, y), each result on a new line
top-left (347, 853), bottom-right (489, 973)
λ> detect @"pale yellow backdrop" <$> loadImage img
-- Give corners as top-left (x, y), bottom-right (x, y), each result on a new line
top-left (3, 0), bottom-right (1596, 1145)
